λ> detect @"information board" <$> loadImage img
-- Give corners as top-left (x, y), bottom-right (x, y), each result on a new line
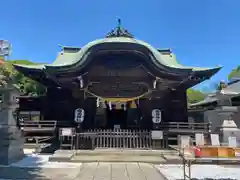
top-left (228, 136), bottom-right (237, 147)
top-left (61, 128), bottom-right (73, 136)
top-left (195, 133), bottom-right (205, 146)
top-left (151, 130), bottom-right (163, 140)
top-left (210, 134), bottom-right (220, 146)
top-left (179, 136), bottom-right (190, 148)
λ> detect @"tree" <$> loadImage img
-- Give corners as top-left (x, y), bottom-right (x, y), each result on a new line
top-left (186, 88), bottom-right (205, 103)
top-left (0, 63), bottom-right (19, 88)
top-left (0, 61), bottom-right (46, 96)
top-left (228, 65), bottom-right (240, 80)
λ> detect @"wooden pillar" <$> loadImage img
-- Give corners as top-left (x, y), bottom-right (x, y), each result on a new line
top-left (82, 97), bottom-right (97, 129)
top-left (139, 98), bottom-right (152, 129)
top-left (167, 89), bottom-right (188, 122)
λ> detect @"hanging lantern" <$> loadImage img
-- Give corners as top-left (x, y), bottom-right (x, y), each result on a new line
top-left (74, 108), bottom-right (85, 123)
top-left (152, 109), bottom-right (161, 123)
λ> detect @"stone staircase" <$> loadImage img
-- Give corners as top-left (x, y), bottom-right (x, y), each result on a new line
top-left (49, 148), bottom-right (180, 164)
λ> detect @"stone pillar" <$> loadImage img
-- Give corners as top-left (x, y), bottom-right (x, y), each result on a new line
top-left (0, 87), bottom-right (24, 165)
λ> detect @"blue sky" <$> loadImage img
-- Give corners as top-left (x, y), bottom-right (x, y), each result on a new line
top-left (1, 0), bottom-right (240, 91)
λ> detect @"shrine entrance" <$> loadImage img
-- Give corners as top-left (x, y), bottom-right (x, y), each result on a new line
top-left (14, 21), bottom-right (221, 151)
top-left (106, 108), bottom-right (127, 129)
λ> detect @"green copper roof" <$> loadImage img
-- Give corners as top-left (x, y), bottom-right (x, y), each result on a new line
top-left (13, 21), bottom-right (221, 77)
top-left (13, 37), bottom-right (220, 73)
top-left (50, 38), bottom-right (216, 70)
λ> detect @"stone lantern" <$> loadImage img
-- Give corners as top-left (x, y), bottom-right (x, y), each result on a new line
top-left (215, 83), bottom-right (240, 146)
top-left (0, 84), bottom-right (24, 165)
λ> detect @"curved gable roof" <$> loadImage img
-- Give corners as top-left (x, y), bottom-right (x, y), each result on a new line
top-left (14, 37), bottom-right (220, 74)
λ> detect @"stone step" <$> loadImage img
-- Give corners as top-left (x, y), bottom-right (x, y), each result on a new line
top-left (49, 149), bottom-right (179, 163)
top-left (71, 154), bottom-right (166, 163)
top-left (75, 149), bottom-right (179, 156)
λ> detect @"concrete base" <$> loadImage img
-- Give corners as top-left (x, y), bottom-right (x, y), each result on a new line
top-left (221, 119), bottom-right (240, 145)
top-left (0, 127), bottom-right (25, 165)
top-left (0, 87), bottom-right (24, 165)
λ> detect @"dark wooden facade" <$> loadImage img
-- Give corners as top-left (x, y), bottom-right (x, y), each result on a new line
top-left (15, 24), bottom-right (220, 131)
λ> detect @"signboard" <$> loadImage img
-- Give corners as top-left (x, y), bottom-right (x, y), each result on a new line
top-left (60, 128), bottom-right (73, 136)
top-left (210, 134), bottom-right (220, 146)
top-left (228, 136), bottom-right (237, 147)
top-left (151, 130), bottom-right (163, 140)
top-left (179, 136), bottom-right (191, 148)
top-left (114, 124), bottom-right (121, 129)
top-left (195, 133), bottom-right (205, 146)
top-left (0, 40), bottom-right (11, 56)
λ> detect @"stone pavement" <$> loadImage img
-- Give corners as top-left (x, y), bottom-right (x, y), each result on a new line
top-left (0, 163), bottom-right (166, 180)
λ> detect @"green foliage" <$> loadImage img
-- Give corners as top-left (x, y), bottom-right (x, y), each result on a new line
top-left (8, 60), bottom-right (37, 65)
top-left (0, 60), bottom-right (46, 96)
top-left (228, 65), bottom-right (240, 80)
top-left (187, 88), bottom-right (205, 103)
top-left (0, 64), bottom-right (13, 87)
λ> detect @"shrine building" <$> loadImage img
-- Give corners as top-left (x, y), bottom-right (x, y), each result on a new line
top-left (14, 23), bottom-right (221, 133)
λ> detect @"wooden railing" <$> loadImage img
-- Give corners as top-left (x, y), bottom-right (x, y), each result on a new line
top-left (59, 128), bottom-right (169, 150)
top-left (158, 122), bottom-right (211, 133)
top-left (81, 129), bottom-right (153, 149)
top-left (19, 120), bottom-right (57, 132)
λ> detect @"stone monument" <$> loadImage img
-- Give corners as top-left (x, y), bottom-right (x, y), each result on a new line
top-left (219, 111), bottom-right (240, 146)
top-left (0, 85), bottom-right (24, 165)
top-left (216, 90), bottom-right (240, 146)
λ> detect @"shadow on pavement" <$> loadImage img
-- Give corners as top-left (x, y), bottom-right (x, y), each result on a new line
top-left (0, 166), bottom-right (52, 180)
top-left (0, 154), bottom-right (81, 180)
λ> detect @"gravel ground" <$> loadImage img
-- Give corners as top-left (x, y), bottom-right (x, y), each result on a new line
top-left (156, 164), bottom-right (240, 180)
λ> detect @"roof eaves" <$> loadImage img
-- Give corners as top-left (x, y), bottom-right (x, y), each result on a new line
top-left (12, 64), bottom-right (45, 70)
